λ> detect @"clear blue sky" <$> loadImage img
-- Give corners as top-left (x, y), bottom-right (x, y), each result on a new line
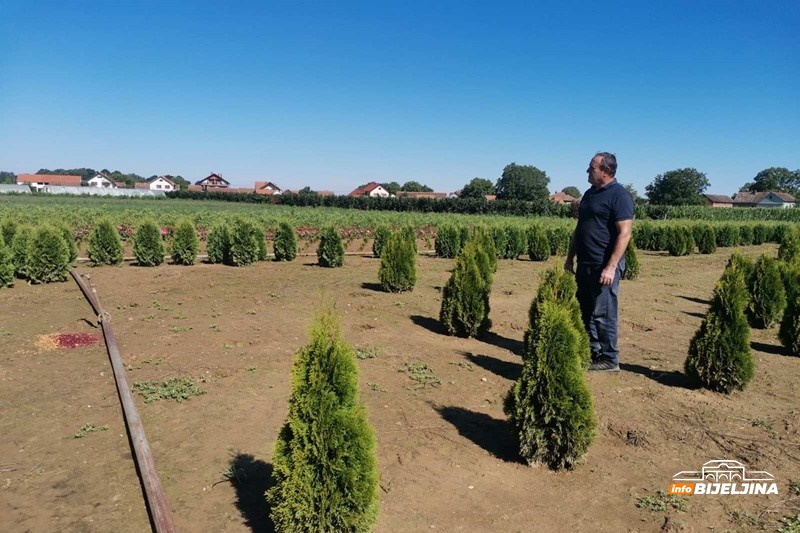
top-left (1, 0), bottom-right (797, 196)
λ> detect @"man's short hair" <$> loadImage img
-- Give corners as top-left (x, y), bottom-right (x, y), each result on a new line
top-left (595, 152), bottom-right (617, 177)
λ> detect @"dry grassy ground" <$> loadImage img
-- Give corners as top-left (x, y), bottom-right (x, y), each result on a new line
top-left (1, 245), bottom-right (798, 532)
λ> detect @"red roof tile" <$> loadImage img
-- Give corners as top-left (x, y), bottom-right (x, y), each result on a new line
top-left (17, 173), bottom-right (81, 186)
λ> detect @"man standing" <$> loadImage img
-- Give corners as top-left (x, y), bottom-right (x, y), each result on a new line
top-left (564, 152), bottom-right (634, 372)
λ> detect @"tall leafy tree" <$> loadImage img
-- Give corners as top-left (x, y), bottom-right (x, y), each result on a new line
top-left (561, 186), bottom-right (581, 198)
top-left (161, 174), bottom-right (190, 190)
top-left (0, 171), bottom-right (16, 184)
top-left (623, 183), bottom-right (643, 204)
top-left (37, 168), bottom-right (95, 181)
top-left (739, 167), bottom-right (800, 197)
top-left (645, 168), bottom-right (710, 205)
top-left (380, 181), bottom-right (401, 195)
top-left (495, 163), bottom-right (549, 201)
top-left (297, 186), bottom-right (318, 197)
top-left (460, 178), bottom-right (495, 199)
top-left (400, 181), bottom-right (433, 192)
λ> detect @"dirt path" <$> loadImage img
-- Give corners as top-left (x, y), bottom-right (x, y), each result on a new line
top-left (1, 245), bottom-right (798, 532)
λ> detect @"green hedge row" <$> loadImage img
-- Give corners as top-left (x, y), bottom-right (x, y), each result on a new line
top-left (633, 222), bottom-right (794, 254)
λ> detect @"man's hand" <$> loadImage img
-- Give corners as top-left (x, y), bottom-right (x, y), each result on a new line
top-left (599, 264), bottom-right (616, 285)
top-left (564, 256), bottom-right (575, 273)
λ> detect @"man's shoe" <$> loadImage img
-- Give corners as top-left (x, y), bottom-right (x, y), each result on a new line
top-left (589, 360), bottom-right (620, 372)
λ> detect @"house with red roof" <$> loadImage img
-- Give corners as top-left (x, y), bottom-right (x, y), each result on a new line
top-left (732, 191), bottom-right (795, 208)
top-left (703, 194), bottom-right (734, 208)
top-left (349, 182), bottom-right (390, 197)
top-left (17, 173), bottom-right (81, 190)
top-left (549, 191), bottom-right (577, 204)
top-left (135, 176), bottom-right (177, 192)
top-left (254, 181), bottom-right (282, 195)
top-left (195, 172), bottom-right (230, 190)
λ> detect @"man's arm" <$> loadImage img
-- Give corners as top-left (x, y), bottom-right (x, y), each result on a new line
top-left (564, 224), bottom-right (578, 273)
top-left (599, 219), bottom-right (633, 285)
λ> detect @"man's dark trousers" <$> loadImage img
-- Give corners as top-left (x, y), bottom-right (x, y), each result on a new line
top-left (575, 259), bottom-right (625, 365)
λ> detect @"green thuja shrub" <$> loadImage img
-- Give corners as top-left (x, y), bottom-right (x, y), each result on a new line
top-left (505, 226), bottom-right (527, 260)
top-left (652, 225), bottom-right (671, 251)
top-left (458, 227), bottom-right (470, 251)
top-left (274, 222), bottom-right (298, 261)
top-left (504, 301), bottom-right (595, 469)
top-left (633, 223), bottom-right (653, 251)
top-left (772, 224), bottom-right (792, 244)
top-left (623, 240), bottom-right (640, 280)
top-left (133, 220), bottom-right (164, 267)
top-left (317, 226), bottom-right (344, 268)
top-left (11, 225), bottom-right (33, 278)
top-left (471, 227), bottom-right (497, 273)
top-left (748, 255), bottom-right (786, 328)
top-left (26, 225), bottom-right (70, 284)
top-left (739, 225), bottom-right (754, 246)
top-left (752, 224), bottom-right (769, 245)
top-left (684, 261), bottom-right (754, 393)
top-left (727, 252), bottom-right (755, 283)
top-left (470, 237), bottom-right (493, 288)
top-left (716, 224), bottom-right (740, 247)
top-left (492, 227), bottom-right (509, 259)
top-left (779, 263), bottom-right (800, 356)
top-left (171, 219), bottom-right (199, 265)
top-left (778, 227), bottom-right (800, 263)
top-left (682, 226), bottom-right (695, 254)
top-left (371, 225), bottom-right (390, 259)
top-left (267, 304), bottom-right (379, 532)
top-left (667, 226), bottom-right (688, 257)
top-left (546, 227), bottom-right (572, 256)
top-left (694, 224), bottom-right (717, 254)
top-left (523, 268), bottom-right (589, 367)
top-left (434, 225), bottom-right (461, 258)
top-left (401, 226), bottom-right (417, 256)
top-left (440, 242), bottom-right (490, 337)
top-left (378, 230), bottom-right (417, 293)
top-left (527, 225), bottom-right (550, 262)
top-left (88, 219), bottom-right (123, 266)
top-left (0, 235), bottom-right (15, 287)
top-left (206, 223), bottom-right (232, 264)
top-left (255, 227), bottom-right (268, 261)
top-left (1, 219), bottom-right (17, 250)
top-left (57, 224), bottom-right (78, 265)
top-left (230, 218), bottom-right (261, 266)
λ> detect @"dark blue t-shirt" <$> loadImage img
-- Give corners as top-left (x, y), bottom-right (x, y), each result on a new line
top-left (574, 181), bottom-right (634, 266)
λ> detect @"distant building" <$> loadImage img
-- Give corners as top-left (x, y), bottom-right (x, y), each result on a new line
top-left (284, 189), bottom-right (336, 197)
top-left (195, 172), bottom-right (230, 190)
top-left (87, 173), bottom-right (116, 188)
top-left (732, 191), bottom-right (795, 208)
top-left (254, 181), bottom-right (282, 195)
top-left (349, 182), bottom-right (390, 197)
top-left (396, 191), bottom-right (448, 200)
top-left (135, 176), bottom-right (177, 192)
top-left (17, 173), bottom-right (81, 190)
top-left (549, 192), bottom-right (576, 204)
top-left (703, 194), bottom-right (734, 208)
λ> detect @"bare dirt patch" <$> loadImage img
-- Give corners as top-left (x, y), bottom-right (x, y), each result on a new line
top-left (1, 245), bottom-right (799, 532)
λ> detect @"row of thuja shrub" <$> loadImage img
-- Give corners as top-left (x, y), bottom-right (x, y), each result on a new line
top-left (633, 221), bottom-right (793, 255)
top-left (0, 224), bottom-right (77, 285)
top-left (685, 241), bottom-right (800, 394)
top-left (435, 227), bottom-right (595, 469)
top-left (433, 224), bottom-right (571, 261)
